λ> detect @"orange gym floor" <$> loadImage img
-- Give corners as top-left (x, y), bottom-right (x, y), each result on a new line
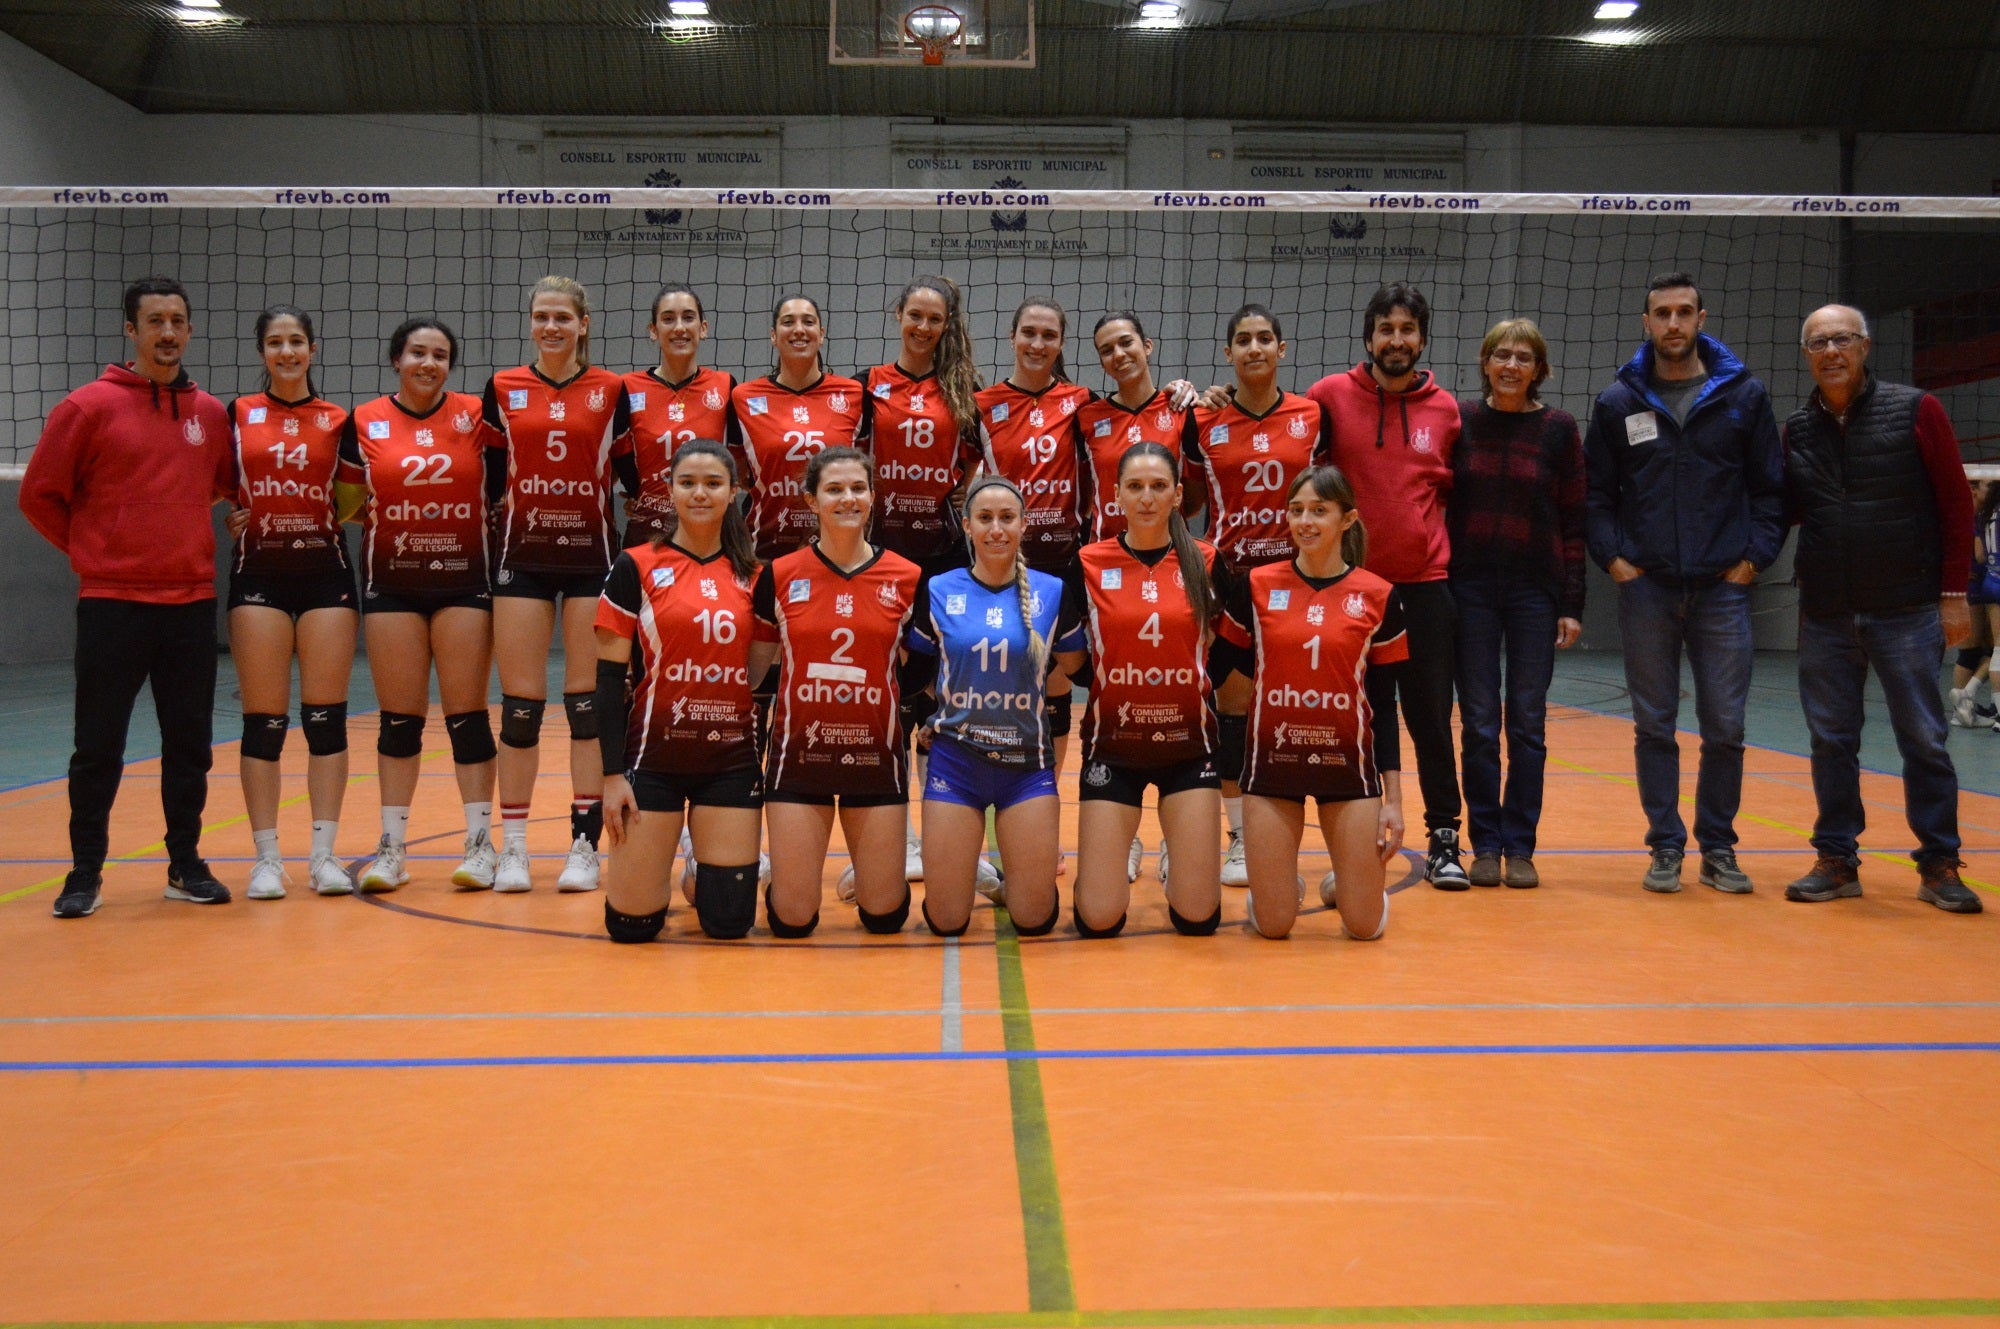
top-left (2, 657), bottom-right (1998, 1328)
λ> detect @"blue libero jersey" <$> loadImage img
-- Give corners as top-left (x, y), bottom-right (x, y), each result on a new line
top-left (907, 566), bottom-right (1083, 769)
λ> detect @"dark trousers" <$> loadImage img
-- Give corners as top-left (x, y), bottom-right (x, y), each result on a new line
top-left (1391, 580), bottom-right (1462, 834)
top-left (1452, 573), bottom-right (1558, 857)
top-left (69, 597), bottom-right (218, 871)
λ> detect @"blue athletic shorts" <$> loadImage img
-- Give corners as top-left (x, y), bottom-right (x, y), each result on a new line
top-left (922, 733), bottom-right (1056, 812)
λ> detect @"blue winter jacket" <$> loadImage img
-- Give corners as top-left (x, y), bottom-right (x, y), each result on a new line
top-left (1583, 333), bottom-right (1786, 580)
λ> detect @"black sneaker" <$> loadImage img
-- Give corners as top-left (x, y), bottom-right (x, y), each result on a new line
top-left (1426, 828), bottom-right (1470, 890)
top-left (1917, 860), bottom-right (1983, 914)
top-left (1642, 848), bottom-right (1685, 893)
top-left (1699, 849), bottom-right (1754, 895)
top-left (53, 868), bottom-right (103, 918)
top-left (165, 859), bottom-right (232, 905)
top-left (1784, 856), bottom-right (1861, 903)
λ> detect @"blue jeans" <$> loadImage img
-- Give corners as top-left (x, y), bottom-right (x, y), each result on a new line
top-left (1452, 574), bottom-right (1558, 857)
top-left (1797, 608), bottom-right (1960, 865)
top-left (1617, 575), bottom-right (1752, 853)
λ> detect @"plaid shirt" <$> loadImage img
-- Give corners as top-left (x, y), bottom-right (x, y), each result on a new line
top-left (1448, 399), bottom-right (1588, 617)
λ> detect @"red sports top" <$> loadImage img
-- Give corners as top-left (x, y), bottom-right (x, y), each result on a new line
top-left (1073, 535), bottom-right (1223, 768)
top-left (752, 543), bottom-right (921, 797)
top-left (860, 363), bottom-right (980, 564)
top-left (1075, 390), bottom-right (1191, 542)
top-left (1217, 561), bottom-right (1407, 801)
top-left (1187, 391), bottom-right (1333, 571)
top-left (975, 379), bottom-right (1092, 569)
top-left (732, 372), bottom-right (866, 562)
top-left (483, 364), bottom-right (633, 574)
top-left (230, 392), bottom-right (349, 575)
top-left (595, 542), bottom-right (761, 775)
top-left (339, 393), bottom-right (499, 597)
top-left (621, 366), bottom-right (740, 539)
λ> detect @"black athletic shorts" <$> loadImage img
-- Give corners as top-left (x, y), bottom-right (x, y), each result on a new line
top-left (630, 761), bottom-right (764, 812)
top-left (764, 783), bottom-right (908, 809)
top-left (492, 566), bottom-right (609, 602)
top-left (362, 585), bottom-right (493, 617)
top-left (228, 567), bottom-right (357, 618)
top-left (1077, 753), bottom-right (1221, 807)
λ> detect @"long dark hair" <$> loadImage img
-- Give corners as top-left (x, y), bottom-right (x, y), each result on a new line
top-left (651, 284), bottom-right (705, 322)
top-left (388, 316), bottom-right (459, 369)
top-left (1285, 464), bottom-right (1368, 569)
top-left (772, 293), bottom-right (826, 376)
top-left (664, 438), bottom-right (758, 580)
top-left (1011, 297), bottom-right (1068, 384)
top-left (254, 304), bottom-right (319, 399)
top-left (1117, 441), bottom-right (1212, 625)
top-left (897, 275), bottom-right (979, 435)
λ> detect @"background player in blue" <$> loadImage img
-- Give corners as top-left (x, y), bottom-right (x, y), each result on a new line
top-left (906, 477), bottom-right (1085, 937)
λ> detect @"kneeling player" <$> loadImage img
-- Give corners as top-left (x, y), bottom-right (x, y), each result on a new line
top-left (1214, 466), bottom-right (1406, 940)
top-left (752, 448), bottom-right (922, 936)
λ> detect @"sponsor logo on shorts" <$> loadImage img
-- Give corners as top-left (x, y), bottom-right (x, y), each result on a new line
top-left (1083, 762), bottom-right (1110, 787)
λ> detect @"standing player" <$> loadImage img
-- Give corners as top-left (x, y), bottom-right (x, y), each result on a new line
top-left (733, 295), bottom-right (866, 562)
top-left (907, 477), bottom-right (1086, 938)
top-left (484, 276), bottom-right (636, 895)
top-left (336, 318), bottom-right (502, 893)
top-left (1070, 443), bottom-right (1225, 938)
top-left (753, 448), bottom-right (922, 936)
top-left (621, 285), bottom-right (740, 545)
top-left (227, 306), bottom-right (358, 899)
top-left (1078, 313), bottom-right (1192, 543)
top-left (858, 275), bottom-right (984, 883)
top-left (1215, 466), bottom-right (1406, 941)
top-left (1186, 304), bottom-right (1332, 888)
top-left (595, 441), bottom-right (774, 942)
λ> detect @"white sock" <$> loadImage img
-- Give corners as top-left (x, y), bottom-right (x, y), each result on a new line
top-left (252, 828), bottom-right (279, 859)
top-left (310, 820), bottom-right (338, 857)
top-left (501, 807), bottom-right (529, 849)
top-left (465, 801), bottom-right (492, 839)
top-left (1969, 678), bottom-right (1987, 701)
top-left (1224, 796), bottom-right (1243, 839)
top-left (381, 805), bottom-right (410, 846)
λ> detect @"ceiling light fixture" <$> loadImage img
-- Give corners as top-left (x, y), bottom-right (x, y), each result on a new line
top-left (1593, 1), bottom-right (1638, 18)
top-left (668, 0), bottom-right (709, 14)
top-left (1136, 1), bottom-right (1181, 26)
top-left (171, 4), bottom-right (230, 21)
top-left (1579, 26), bottom-right (1644, 43)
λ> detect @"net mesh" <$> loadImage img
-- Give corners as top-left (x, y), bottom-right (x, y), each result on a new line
top-left (4, 205), bottom-right (1998, 471)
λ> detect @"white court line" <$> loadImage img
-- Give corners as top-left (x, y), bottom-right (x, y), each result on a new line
top-left (940, 937), bottom-right (963, 1052)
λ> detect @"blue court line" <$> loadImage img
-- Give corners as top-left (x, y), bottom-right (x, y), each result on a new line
top-left (5, 1040), bottom-right (1997, 1073)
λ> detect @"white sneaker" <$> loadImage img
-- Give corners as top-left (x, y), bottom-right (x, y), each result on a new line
top-left (556, 835), bottom-right (601, 892)
top-left (493, 842), bottom-right (532, 893)
top-left (452, 829), bottom-right (497, 890)
top-left (679, 829), bottom-right (697, 902)
top-left (1126, 836), bottom-right (1144, 883)
top-left (904, 832), bottom-right (925, 883)
top-left (1221, 831), bottom-right (1249, 887)
top-left (310, 852), bottom-right (353, 895)
top-left (359, 836), bottom-right (408, 893)
top-left (1318, 869), bottom-right (1338, 908)
top-left (246, 854), bottom-right (289, 901)
top-left (1157, 840), bottom-right (1170, 886)
top-left (835, 864), bottom-right (858, 904)
top-left (758, 852), bottom-right (772, 889)
top-left (1296, 873), bottom-right (1307, 905)
top-left (975, 855), bottom-right (1005, 902)
top-left (1951, 687), bottom-right (1978, 727)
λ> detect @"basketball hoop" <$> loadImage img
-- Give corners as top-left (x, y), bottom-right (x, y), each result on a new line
top-left (902, 3), bottom-right (963, 64)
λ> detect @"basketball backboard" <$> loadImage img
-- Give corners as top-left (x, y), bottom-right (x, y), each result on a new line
top-left (829, 0), bottom-right (1035, 67)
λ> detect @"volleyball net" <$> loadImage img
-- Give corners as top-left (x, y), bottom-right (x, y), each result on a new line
top-left (1, 188), bottom-right (1997, 479)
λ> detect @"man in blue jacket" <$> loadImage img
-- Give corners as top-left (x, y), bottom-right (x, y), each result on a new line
top-left (1584, 272), bottom-right (1786, 895)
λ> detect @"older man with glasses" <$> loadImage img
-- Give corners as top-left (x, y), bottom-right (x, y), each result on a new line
top-left (1781, 303), bottom-right (1981, 913)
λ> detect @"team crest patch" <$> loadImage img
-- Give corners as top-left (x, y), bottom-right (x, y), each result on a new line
top-left (587, 387), bottom-right (607, 412)
top-left (1268, 589), bottom-right (1291, 611)
top-left (991, 402), bottom-right (1010, 424)
top-left (1083, 763), bottom-right (1111, 788)
top-left (1155, 409), bottom-right (1173, 430)
top-left (829, 391), bottom-right (849, 413)
top-left (247, 406), bottom-right (268, 425)
top-left (1100, 568), bottom-right (1122, 590)
top-left (508, 389), bottom-right (529, 410)
top-left (792, 404), bottom-right (812, 424)
top-left (628, 391), bottom-right (647, 412)
top-left (315, 411), bottom-right (334, 431)
top-left (1410, 427), bottom-right (1433, 454)
top-left (1061, 396), bottom-right (1078, 415)
top-left (182, 417), bottom-right (205, 445)
top-left (453, 411), bottom-right (476, 434)
top-left (877, 580), bottom-right (901, 607)
top-left (873, 381), bottom-right (892, 398)
top-left (496, 568), bottom-right (514, 585)
top-left (1094, 419), bottom-right (1113, 438)
top-left (368, 420), bottom-right (391, 440)
top-left (788, 578), bottom-right (811, 603)
top-left (747, 396), bottom-right (769, 416)
top-left (1209, 425), bottom-right (1229, 447)
top-left (1343, 592), bottom-right (1368, 619)
top-left (651, 566), bottom-right (674, 587)
top-left (703, 388), bottom-right (724, 410)
top-left (1288, 416), bottom-right (1309, 439)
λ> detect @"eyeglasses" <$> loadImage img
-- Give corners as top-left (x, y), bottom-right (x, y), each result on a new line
top-left (1804, 332), bottom-right (1865, 354)
top-left (1485, 348), bottom-right (1540, 365)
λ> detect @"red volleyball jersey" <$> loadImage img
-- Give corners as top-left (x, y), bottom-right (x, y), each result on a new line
top-left (1218, 561), bottom-right (1407, 800)
top-left (976, 379), bottom-right (1091, 569)
top-left (338, 393), bottom-right (498, 596)
top-left (861, 363), bottom-right (980, 564)
top-left (230, 392), bottom-right (349, 575)
top-left (1074, 536), bottom-right (1221, 768)
top-left (733, 373), bottom-right (866, 562)
top-left (484, 364), bottom-right (633, 574)
top-left (621, 366), bottom-right (740, 539)
top-left (595, 542), bottom-right (761, 775)
top-left (1075, 391), bottom-right (1191, 542)
top-left (752, 543), bottom-right (921, 797)
top-left (1187, 391), bottom-right (1333, 571)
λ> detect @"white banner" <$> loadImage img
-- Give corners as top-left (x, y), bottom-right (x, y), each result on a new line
top-left (1231, 131), bottom-right (1465, 263)
top-left (539, 126), bottom-right (782, 254)
top-left (888, 127), bottom-right (1128, 256)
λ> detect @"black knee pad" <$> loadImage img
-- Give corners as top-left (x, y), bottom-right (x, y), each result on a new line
top-left (764, 885), bottom-right (819, 939)
top-left (1168, 902), bottom-right (1222, 936)
top-left (499, 694), bottom-right (546, 749)
top-left (922, 898), bottom-right (969, 938)
top-left (604, 900), bottom-right (666, 943)
top-left (377, 710), bottom-right (426, 759)
top-left (300, 701), bottom-right (348, 756)
top-left (444, 710), bottom-right (497, 765)
top-left (1958, 647), bottom-right (1991, 672)
top-left (857, 884), bottom-right (912, 935)
top-left (693, 862), bottom-right (758, 939)
top-left (1043, 691), bottom-right (1073, 738)
top-left (1218, 713), bottom-right (1248, 782)
top-left (241, 712), bottom-right (288, 762)
top-left (1072, 905), bottom-right (1126, 939)
top-left (1012, 902), bottom-right (1059, 937)
top-left (563, 690), bottom-right (599, 742)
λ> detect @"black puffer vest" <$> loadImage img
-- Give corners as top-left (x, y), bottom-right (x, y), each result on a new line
top-left (1785, 376), bottom-right (1934, 616)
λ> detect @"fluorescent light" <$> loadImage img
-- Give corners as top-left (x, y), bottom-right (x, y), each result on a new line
top-left (668, 0), bottom-right (708, 13)
top-left (172, 5), bottom-right (229, 21)
top-left (179, 0), bottom-right (223, 7)
top-left (1579, 27), bottom-right (1645, 43)
top-left (1593, 1), bottom-right (1638, 17)
top-left (656, 15), bottom-right (713, 29)
top-left (1139, 1), bottom-right (1180, 17)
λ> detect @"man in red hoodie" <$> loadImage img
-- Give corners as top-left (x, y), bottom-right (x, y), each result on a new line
top-left (1309, 282), bottom-right (1468, 887)
top-left (19, 276), bottom-right (235, 917)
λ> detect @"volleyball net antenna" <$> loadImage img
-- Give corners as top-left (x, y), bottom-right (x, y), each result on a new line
top-left (0, 188), bottom-right (1996, 481)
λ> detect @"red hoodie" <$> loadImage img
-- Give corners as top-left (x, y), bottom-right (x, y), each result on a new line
top-left (18, 363), bottom-right (233, 603)
top-left (1307, 362), bottom-right (1459, 584)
